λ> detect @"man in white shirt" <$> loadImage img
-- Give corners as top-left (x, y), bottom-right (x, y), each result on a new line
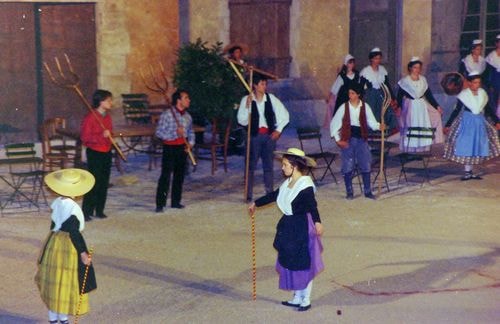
top-left (330, 83), bottom-right (382, 199)
top-left (238, 74), bottom-right (290, 202)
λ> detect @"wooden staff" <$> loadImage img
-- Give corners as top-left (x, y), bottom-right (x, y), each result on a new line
top-left (229, 61), bottom-right (254, 200)
top-left (226, 58), bottom-right (279, 80)
top-left (75, 248), bottom-right (93, 324)
top-left (43, 54), bottom-right (127, 161)
top-left (377, 84), bottom-right (392, 197)
top-left (140, 64), bottom-right (197, 166)
top-left (250, 210), bottom-right (257, 300)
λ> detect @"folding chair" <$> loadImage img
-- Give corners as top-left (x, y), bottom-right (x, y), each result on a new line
top-left (397, 127), bottom-right (436, 185)
top-left (297, 127), bottom-right (337, 183)
top-left (148, 114), bottom-right (163, 171)
top-left (3, 143), bottom-right (46, 209)
top-left (121, 93), bottom-right (151, 125)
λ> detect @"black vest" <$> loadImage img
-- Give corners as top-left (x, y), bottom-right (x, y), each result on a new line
top-left (250, 93), bottom-right (276, 136)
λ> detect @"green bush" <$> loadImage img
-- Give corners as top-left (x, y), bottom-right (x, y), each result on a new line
top-left (173, 38), bottom-right (246, 122)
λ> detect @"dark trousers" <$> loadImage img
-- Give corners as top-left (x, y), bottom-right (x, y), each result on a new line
top-left (246, 133), bottom-right (276, 199)
top-left (156, 144), bottom-right (187, 208)
top-left (340, 137), bottom-right (372, 174)
top-left (82, 148), bottom-right (112, 217)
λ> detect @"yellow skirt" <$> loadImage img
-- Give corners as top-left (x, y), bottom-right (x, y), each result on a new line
top-left (35, 231), bottom-right (89, 315)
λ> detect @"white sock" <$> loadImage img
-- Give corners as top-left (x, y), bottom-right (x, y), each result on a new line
top-left (48, 310), bottom-right (58, 322)
top-left (289, 290), bottom-right (302, 304)
top-left (300, 281), bottom-right (313, 307)
top-left (59, 313), bottom-right (69, 321)
top-left (465, 164), bottom-right (472, 172)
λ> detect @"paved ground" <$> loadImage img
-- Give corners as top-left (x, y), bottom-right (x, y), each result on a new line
top-left (0, 129), bottom-right (499, 323)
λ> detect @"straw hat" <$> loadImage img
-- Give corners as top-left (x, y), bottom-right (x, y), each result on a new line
top-left (223, 42), bottom-right (249, 55)
top-left (274, 148), bottom-right (316, 167)
top-left (44, 168), bottom-right (95, 197)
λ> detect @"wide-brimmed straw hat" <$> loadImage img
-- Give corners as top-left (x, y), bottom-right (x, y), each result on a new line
top-left (44, 168), bottom-right (95, 197)
top-left (274, 148), bottom-right (316, 167)
top-left (223, 42), bottom-right (249, 55)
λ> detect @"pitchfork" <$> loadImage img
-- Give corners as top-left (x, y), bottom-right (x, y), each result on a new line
top-left (377, 83), bottom-right (392, 197)
top-left (43, 54), bottom-right (126, 161)
top-left (140, 63), bottom-right (196, 166)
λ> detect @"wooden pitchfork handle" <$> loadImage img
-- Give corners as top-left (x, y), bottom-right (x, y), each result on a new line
top-left (43, 54), bottom-right (127, 161)
top-left (169, 107), bottom-right (197, 166)
top-left (228, 61), bottom-right (253, 200)
top-left (226, 58), bottom-right (279, 80)
top-left (377, 84), bottom-right (392, 197)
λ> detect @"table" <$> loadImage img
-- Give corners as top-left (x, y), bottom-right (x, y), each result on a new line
top-left (57, 124), bottom-right (205, 172)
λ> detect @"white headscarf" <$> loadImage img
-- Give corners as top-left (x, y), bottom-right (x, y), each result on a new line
top-left (50, 197), bottom-right (85, 232)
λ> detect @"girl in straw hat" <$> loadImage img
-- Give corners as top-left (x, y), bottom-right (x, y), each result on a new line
top-left (248, 148), bottom-right (324, 312)
top-left (35, 168), bottom-right (97, 324)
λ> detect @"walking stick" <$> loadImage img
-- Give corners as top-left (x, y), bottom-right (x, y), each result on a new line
top-left (250, 210), bottom-right (257, 300)
top-left (228, 61), bottom-right (254, 200)
top-left (75, 248), bottom-right (93, 324)
top-left (378, 84), bottom-right (392, 197)
top-left (140, 64), bottom-right (197, 166)
top-left (44, 54), bottom-right (127, 161)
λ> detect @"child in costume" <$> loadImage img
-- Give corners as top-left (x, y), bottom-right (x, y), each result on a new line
top-left (35, 168), bottom-right (97, 323)
top-left (248, 148), bottom-right (324, 311)
top-left (443, 72), bottom-right (500, 180)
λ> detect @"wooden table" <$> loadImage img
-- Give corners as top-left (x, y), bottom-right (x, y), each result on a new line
top-left (57, 124), bottom-right (205, 172)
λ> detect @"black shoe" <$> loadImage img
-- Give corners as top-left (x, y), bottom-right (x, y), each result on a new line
top-left (364, 192), bottom-right (376, 200)
top-left (84, 215), bottom-right (92, 221)
top-left (155, 207), bottom-right (164, 213)
top-left (346, 193), bottom-right (354, 200)
top-left (298, 304), bottom-right (311, 312)
top-left (281, 301), bottom-right (300, 308)
top-left (461, 172), bottom-right (473, 181)
top-left (94, 213), bottom-right (108, 219)
top-left (471, 174), bottom-right (482, 180)
top-left (171, 204), bottom-right (185, 209)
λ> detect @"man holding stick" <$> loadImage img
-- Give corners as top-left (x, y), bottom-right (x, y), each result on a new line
top-left (237, 73), bottom-right (289, 202)
top-left (155, 89), bottom-right (195, 212)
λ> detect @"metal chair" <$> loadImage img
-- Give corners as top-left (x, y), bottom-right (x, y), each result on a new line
top-left (3, 143), bottom-right (46, 209)
top-left (121, 93), bottom-right (151, 125)
top-left (368, 130), bottom-right (397, 192)
top-left (397, 127), bottom-right (437, 185)
top-left (297, 127), bottom-right (337, 183)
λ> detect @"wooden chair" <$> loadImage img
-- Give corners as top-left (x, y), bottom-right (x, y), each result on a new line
top-left (41, 117), bottom-right (77, 167)
top-left (3, 143), bottom-right (46, 209)
top-left (39, 124), bottom-right (68, 171)
top-left (195, 118), bottom-right (232, 175)
top-left (297, 127), bottom-right (338, 183)
top-left (148, 114), bottom-right (163, 171)
top-left (397, 127), bottom-right (437, 185)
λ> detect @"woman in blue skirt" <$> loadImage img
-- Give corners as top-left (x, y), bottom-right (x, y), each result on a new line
top-left (248, 148), bottom-right (323, 312)
top-left (443, 72), bottom-right (500, 180)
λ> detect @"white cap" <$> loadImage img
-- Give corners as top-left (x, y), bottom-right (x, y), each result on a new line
top-left (472, 39), bottom-right (482, 45)
top-left (410, 56), bottom-right (421, 63)
top-left (370, 47), bottom-right (381, 53)
top-left (344, 54), bottom-right (355, 65)
top-left (496, 34), bottom-right (500, 40)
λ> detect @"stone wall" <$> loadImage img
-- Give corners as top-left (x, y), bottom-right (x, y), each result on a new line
top-left (96, 0), bottom-right (179, 111)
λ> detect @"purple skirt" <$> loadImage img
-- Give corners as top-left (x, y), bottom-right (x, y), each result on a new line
top-left (275, 213), bottom-right (324, 290)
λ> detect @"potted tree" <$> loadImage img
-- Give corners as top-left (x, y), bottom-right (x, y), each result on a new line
top-left (173, 38), bottom-right (246, 157)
